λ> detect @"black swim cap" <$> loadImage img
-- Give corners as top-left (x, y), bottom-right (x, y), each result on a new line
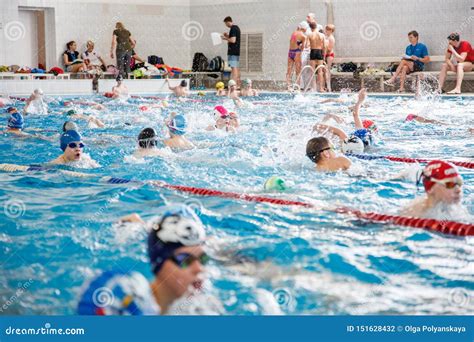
top-left (180, 80), bottom-right (187, 87)
top-left (138, 127), bottom-right (158, 148)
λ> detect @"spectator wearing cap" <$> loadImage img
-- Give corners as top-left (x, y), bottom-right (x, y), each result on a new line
top-left (439, 33), bottom-right (474, 94)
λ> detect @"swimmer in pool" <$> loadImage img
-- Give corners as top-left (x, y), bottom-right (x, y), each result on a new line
top-left (400, 161), bottom-right (470, 220)
top-left (240, 79), bottom-right (259, 97)
top-left (306, 136), bottom-right (351, 172)
top-left (166, 78), bottom-right (189, 98)
top-left (206, 106), bottom-right (239, 132)
top-left (133, 127), bottom-right (167, 158)
top-left (49, 130), bottom-right (98, 166)
top-left (215, 82), bottom-right (227, 96)
top-left (4, 108), bottom-right (27, 136)
top-left (227, 80), bottom-right (243, 107)
top-left (164, 113), bottom-right (194, 150)
top-left (64, 109), bottom-right (105, 128)
top-left (313, 88), bottom-right (377, 154)
top-left (111, 75), bottom-right (129, 99)
top-left (23, 88), bottom-right (46, 114)
top-left (78, 204), bottom-right (208, 315)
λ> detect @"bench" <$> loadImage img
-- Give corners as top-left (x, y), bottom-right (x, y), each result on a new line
top-left (332, 55), bottom-right (474, 92)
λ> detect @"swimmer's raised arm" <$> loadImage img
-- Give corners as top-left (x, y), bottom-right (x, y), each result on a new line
top-left (118, 213), bottom-right (145, 224)
top-left (321, 113), bottom-right (345, 124)
top-left (313, 123), bottom-right (348, 141)
top-left (352, 88), bottom-right (366, 129)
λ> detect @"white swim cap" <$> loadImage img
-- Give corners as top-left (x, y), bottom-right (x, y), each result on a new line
top-left (341, 136), bottom-right (364, 154)
top-left (228, 80), bottom-right (236, 87)
top-left (298, 21), bottom-right (309, 31)
top-left (34, 88), bottom-right (44, 95)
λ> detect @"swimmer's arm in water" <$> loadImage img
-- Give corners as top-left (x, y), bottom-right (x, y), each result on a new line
top-left (119, 213), bottom-right (146, 224)
top-left (412, 115), bottom-right (447, 125)
top-left (321, 113), bottom-right (345, 124)
top-left (313, 123), bottom-right (348, 141)
top-left (352, 88), bottom-right (366, 129)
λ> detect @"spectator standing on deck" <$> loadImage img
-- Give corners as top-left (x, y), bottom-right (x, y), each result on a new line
top-left (110, 22), bottom-right (136, 78)
top-left (222, 16), bottom-right (241, 87)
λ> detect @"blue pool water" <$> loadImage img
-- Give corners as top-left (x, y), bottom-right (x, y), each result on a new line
top-left (0, 92), bottom-right (473, 315)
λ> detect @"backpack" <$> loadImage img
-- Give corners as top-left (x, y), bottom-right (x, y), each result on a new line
top-left (192, 53), bottom-right (209, 72)
top-left (148, 55), bottom-right (164, 65)
top-left (339, 62), bottom-right (357, 72)
top-left (208, 56), bottom-right (224, 72)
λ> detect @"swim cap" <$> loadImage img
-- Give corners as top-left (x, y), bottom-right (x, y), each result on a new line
top-left (214, 105), bottom-right (229, 119)
top-left (139, 105), bottom-right (149, 112)
top-left (405, 114), bottom-right (417, 122)
top-left (298, 21), bottom-right (309, 31)
top-left (65, 109), bottom-right (77, 116)
top-left (362, 119), bottom-right (377, 133)
top-left (167, 114), bottom-right (187, 135)
top-left (77, 270), bottom-right (160, 315)
top-left (138, 127), bottom-right (158, 148)
top-left (116, 75), bottom-right (123, 82)
top-left (6, 106), bottom-right (17, 113)
top-left (352, 128), bottom-right (372, 147)
top-left (264, 176), bottom-right (287, 191)
top-left (180, 80), bottom-right (188, 87)
top-left (7, 112), bottom-right (24, 129)
top-left (216, 82), bottom-right (225, 90)
top-left (161, 100), bottom-right (169, 108)
top-left (34, 88), bottom-right (44, 96)
top-left (104, 92), bottom-right (114, 98)
top-left (60, 130), bottom-right (82, 151)
top-left (421, 160), bottom-right (460, 192)
top-left (341, 135), bottom-right (364, 154)
top-left (228, 80), bottom-right (236, 87)
top-left (242, 78), bottom-right (251, 87)
top-left (148, 204), bottom-right (206, 275)
top-left (197, 91), bottom-right (205, 96)
top-left (62, 121), bottom-right (78, 132)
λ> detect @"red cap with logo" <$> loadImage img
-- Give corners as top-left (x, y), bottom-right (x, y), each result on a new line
top-left (422, 160), bottom-right (460, 192)
top-left (362, 119), bottom-right (377, 133)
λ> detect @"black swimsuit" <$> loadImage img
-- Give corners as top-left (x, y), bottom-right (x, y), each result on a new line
top-left (310, 49), bottom-right (324, 61)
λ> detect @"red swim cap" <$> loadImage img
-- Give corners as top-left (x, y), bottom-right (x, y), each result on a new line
top-left (362, 119), bottom-right (377, 132)
top-left (104, 92), bottom-right (113, 98)
top-left (405, 114), bottom-right (417, 122)
top-left (422, 160), bottom-right (460, 192)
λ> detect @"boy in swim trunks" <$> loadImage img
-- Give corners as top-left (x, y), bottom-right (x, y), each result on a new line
top-left (308, 22), bottom-right (326, 92)
top-left (324, 25), bottom-right (336, 92)
top-left (400, 161), bottom-right (468, 219)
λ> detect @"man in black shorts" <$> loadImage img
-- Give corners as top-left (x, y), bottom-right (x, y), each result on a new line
top-left (222, 16), bottom-right (241, 86)
top-left (308, 22), bottom-right (326, 91)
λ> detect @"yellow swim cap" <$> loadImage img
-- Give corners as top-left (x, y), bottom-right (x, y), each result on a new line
top-left (216, 82), bottom-right (225, 90)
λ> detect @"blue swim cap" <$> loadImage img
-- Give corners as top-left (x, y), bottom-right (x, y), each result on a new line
top-left (77, 270), bottom-right (160, 315)
top-left (148, 204), bottom-right (205, 275)
top-left (352, 128), bottom-right (372, 147)
top-left (60, 130), bottom-right (82, 151)
top-left (7, 112), bottom-right (24, 129)
top-left (167, 115), bottom-right (187, 135)
top-left (6, 107), bottom-right (17, 113)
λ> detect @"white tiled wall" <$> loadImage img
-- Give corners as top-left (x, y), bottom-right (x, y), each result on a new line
top-left (1, 0), bottom-right (473, 82)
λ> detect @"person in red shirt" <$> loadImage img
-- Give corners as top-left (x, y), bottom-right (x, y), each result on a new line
top-left (438, 33), bottom-right (474, 94)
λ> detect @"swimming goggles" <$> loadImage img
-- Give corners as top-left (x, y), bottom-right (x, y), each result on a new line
top-left (68, 142), bottom-right (85, 149)
top-left (170, 252), bottom-right (209, 269)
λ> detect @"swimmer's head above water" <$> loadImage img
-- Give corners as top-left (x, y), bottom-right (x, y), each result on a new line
top-left (215, 82), bottom-right (225, 90)
top-left (214, 105), bottom-right (229, 119)
top-left (419, 160), bottom-right (462, 204)
top-left (62, 121), bottom-right (78, 132)
top-left (138, 127), bottom-right (159, 149)
top-left (180, 80), bottom-right (188, 88)
top-left (166, 114), bottom-right (187, 136)
top-left (148, 204), bottom-right (207, 296)
top-left (60, 130), bottom-right (84, 161)
top-left (228, 80), bottom-right (236, 89)
top-left (306, 137), bottom-right (334, 163)
top-left (7, 112), bottom-right (24, 130)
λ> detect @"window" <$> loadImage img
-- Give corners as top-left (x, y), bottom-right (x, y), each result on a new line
top-left (240, 33), bottom-right (263, 72)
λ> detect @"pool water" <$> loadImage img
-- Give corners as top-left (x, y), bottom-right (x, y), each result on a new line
top-left (0, 92), bottom-right (473, 315)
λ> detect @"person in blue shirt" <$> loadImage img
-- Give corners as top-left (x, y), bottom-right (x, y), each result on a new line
top-left (384, 31), bottom-right (430, 92)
